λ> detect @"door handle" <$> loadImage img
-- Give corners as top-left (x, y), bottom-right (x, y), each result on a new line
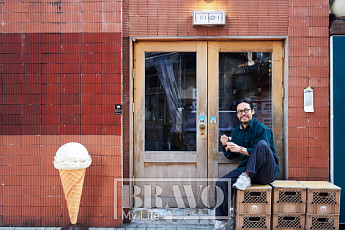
top-left (199, 115), bottom-right (206, 139)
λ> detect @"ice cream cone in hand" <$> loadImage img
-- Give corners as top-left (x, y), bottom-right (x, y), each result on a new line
top-left (54, 142), bottom-right (92, 225)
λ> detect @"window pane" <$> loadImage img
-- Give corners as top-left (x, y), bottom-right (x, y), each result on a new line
top-left (145, 52), bottom-right (197, 151)
top-left (218, 52), bottom-right (272, 149)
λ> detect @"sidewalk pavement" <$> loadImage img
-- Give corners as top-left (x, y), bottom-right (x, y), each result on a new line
top-left (0, 224), bottom-right (218, 230)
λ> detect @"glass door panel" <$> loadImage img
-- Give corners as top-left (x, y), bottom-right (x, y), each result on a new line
top-left (145, 52), bottom-right (197, 151)
top-left (218, 52), bottom-right (273, 150)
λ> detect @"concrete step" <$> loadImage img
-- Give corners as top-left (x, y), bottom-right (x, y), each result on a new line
top-left (129, 208), bottom-right (216, 225)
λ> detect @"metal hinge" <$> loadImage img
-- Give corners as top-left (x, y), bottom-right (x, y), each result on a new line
top-left (132, 103), bottom-right (134, 113)
top-left (132, 68), bottom-right (134, 79)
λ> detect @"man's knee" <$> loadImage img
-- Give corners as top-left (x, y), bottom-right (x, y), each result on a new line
top-left (257, 140), bottom-right (269, 148)
top-left (253, 140), bottom-right (272, 158)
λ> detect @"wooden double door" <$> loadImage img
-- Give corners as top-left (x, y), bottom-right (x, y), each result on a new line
top-left (133, 40), bottom-right (284, 208)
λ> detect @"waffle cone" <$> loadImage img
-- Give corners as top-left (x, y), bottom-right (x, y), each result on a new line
top-left (59, 168), bottom-right (86, 224)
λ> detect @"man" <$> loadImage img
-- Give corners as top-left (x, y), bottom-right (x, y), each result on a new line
top-left (213, 99), bottom-right (280, 230)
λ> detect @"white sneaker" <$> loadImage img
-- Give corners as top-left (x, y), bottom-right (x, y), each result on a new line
top-left (213, 218), bottom-right (235, 230)
top-left (233, 172), bottom-right (251, 190)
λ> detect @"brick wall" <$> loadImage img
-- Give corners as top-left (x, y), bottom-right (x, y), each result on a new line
top-left (0, 33), bottom-right (121, 136)
top-left (287, 0), bottom-right (329, 181)
top-left (0, 1), bottom-right (121, 33)
top-left (0, 0), bottom-right (123, 227)
top-left (127, 0), bottom-right (289, 36)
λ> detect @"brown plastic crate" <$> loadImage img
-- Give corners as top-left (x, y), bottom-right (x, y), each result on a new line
top-left (306, 203), bottom-right (340, 215)
top-left (271, 180), bottom-right (307, 213)
top-left (299, 181), bottom-right (341, 215)
top-left (234, 184), bottom-right (272, 214)
top-left (235, 213), bottom-right (271, 230)
top-left (272, 213), bottom-right (305, 230)
top-left (305, 214), bottom-right (339, 230)
top-left (273, 202), bottom-right (306, 214)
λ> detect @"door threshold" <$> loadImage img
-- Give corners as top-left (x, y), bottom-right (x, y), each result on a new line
top-left (128, 208), bottom-right (218, 225)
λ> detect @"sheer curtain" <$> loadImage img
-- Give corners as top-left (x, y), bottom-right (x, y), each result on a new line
top-left (152, 54), bottom-right (183, 133)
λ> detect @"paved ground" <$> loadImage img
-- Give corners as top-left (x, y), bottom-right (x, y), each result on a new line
top-left (0, 208), bottom-right (233, 230)
top-left (0, 224), bottom-right (218, 230)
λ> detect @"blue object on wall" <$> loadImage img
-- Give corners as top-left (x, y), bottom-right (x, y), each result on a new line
top-left (332, 35), bottom-right (345, 223)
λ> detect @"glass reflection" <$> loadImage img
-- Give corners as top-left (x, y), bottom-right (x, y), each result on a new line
top-left (145, 52), bottom-right (197, 151)
top-left (219, 52), bottom-right (272, 150)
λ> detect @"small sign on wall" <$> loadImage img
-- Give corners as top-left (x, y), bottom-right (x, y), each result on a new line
top-left (304, 86), bottom-right (314, 112)
top-left (193, 10), bottom-right (226, 26)
top-left (115, 104), bottom-right (122, 115)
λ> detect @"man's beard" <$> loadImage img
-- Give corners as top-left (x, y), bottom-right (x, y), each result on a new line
top-left (240, 116), bottom-right (250, 125)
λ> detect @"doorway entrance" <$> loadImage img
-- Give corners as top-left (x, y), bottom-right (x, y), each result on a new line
top-left (133, 40), bottom-right (284, 209)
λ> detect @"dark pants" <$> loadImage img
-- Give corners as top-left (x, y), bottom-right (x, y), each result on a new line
top-left (215, 140), bottom-right (277, 219)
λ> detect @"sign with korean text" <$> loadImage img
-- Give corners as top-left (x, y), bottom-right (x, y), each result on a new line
top-left (193, 10), bottom-right (226, 26)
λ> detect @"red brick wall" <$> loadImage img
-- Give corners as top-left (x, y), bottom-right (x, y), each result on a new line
top-left (287, 0), bottom-right (329, 181)
top-left (0, 33), bottom-right (121, 136)
top-left (127, 0), bottom-right (289, 36)
top-left (0, 1), bottom-right (121, 33)
top-left (0, 0), bottom-right (123, 227)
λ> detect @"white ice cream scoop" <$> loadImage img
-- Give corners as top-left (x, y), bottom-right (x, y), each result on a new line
top-left (54, 142), bottom-right (92, 170)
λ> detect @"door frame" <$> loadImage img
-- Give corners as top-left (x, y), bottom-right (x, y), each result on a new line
top-left (133, 41), bottom-right (208, 182)
top-left (207, 41), bottom-right (285, 181)
top-left (128, 37), bottom-right (288, 209)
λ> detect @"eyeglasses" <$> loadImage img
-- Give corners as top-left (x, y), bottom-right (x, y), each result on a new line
top-left (237, 108), bottom-right (251, 115)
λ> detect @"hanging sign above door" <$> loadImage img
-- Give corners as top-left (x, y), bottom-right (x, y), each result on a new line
top-left (193, 10), bottom-right (226, 26)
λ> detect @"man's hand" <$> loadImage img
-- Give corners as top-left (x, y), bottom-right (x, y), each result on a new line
top-left (226, 142), bottom-right (249, 156)
top-left (226, 142), bottom-right (240, 152)
top-left (220, 135), bottom-right (229, 147)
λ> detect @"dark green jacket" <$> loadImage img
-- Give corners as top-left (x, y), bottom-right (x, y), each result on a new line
top-left (222, 118), bottom-right (280, 178)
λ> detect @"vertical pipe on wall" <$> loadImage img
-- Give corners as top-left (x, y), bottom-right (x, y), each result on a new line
top-left (284, 39), bottom-right (289, 180)
top-left (129, 37), bottom-right (134, 208)
top-left (330, 36), bottom-right (334, 183)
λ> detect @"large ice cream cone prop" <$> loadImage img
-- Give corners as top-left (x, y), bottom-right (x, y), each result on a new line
top-left (54, 142), bottom-right (92, 229)
top-left (59, 168), bottom-right (86, 224)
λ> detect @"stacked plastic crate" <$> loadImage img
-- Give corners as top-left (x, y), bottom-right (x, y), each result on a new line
top-left (270, 180), bottom-right (307, 229)
top-left (234, 185), bottom-right (272, 229)
top-left (299, 181), bottom-right (341, 230)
